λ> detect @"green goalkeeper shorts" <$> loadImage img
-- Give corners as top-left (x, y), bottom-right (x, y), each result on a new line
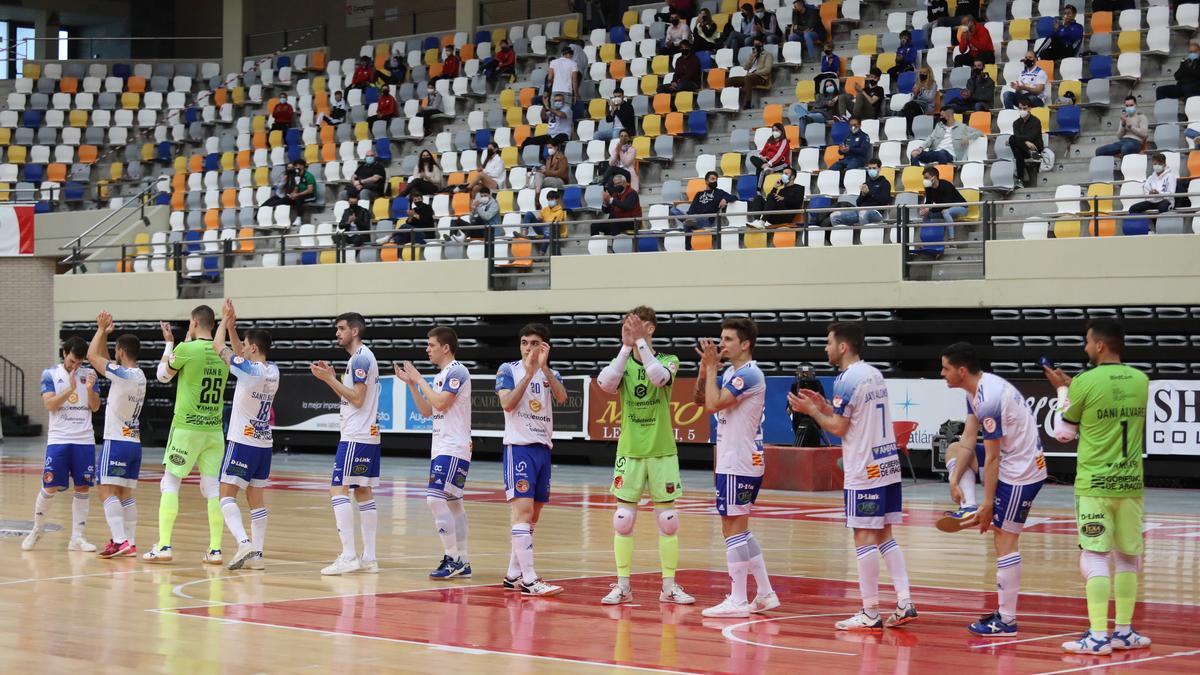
top-left (163, 427), bottom-right (226, 479)
top-left (1075, 494), bottom-right (1144, 555)
top-left (610, 455), bottom-right (682, 504)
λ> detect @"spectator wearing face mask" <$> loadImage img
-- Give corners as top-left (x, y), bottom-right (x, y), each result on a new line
top-left (749, 2), bottom-right (781, 44)
top-left (1128, 154), bottom-right (1176, 221)
top-left (917, 166), bottom-right (967, 253)
top-left (1157, 43), bottom-right (1200, 101)
top-left (381, 50), bottom-right (408, 85)
top-left (830, 117), bottom-right (871, 171)
top-left (335, 188), bottom-right (373, 249)
top-left (483, 39), bottom-right (517, 83)
top-left (796, 78), bottom-right (849, 135)
top-left (1036, 5), bottom-right (1083, 61)
top-left (1009, 100), bottom-right (1044, 187)
top-left (955, 17), bottom-right (994, 67)
top-left (910, 108), bottom-right (983, 165)
top-left (465, 143), bottom-right (505, 198)
top-left (831, 158), bottom-right (891, 229)
top-left (393, 191), bottom-right (432, 245)
top-left (400, 150), bottom-right (444, 197)
top-left (595, 92), bottom-right (635, 142)
top-left (429, 46), bottom-right (461, 84)
top-left (594, 129), bottom-right (639, 191)
top-left (263, 160), bottom-right (316, 220)
top-left (888, 31), bottom-right (919, 79)
top-left (661, 12), bottom-right (692, 55)
top-left (901, 66), bottom-right (939, 136)
top-left (352, 148), bottom-right (387, 201)
top-left (530, 142), bottom-right (569, 202)
top-left (787, 2), bottom-right (826, 58)
top-left (449, 188), bottom-right (501, 240)
top-left (523, 188), bottom-right (568, 243)
top-left (348, 56), bottom-right (374, 91)
top-left (749, 166), bottom-right (806, 227)
top-left (1096, 97), bottom-right (1148, 157)
top-left (670, 171), bottom-right (735, 239)
top-left (847, 68), bottom-right (885, 120)
top-left (316, 90), bottom-right (347, 127)
top-left (727, 38), bottom-right (774, 108)
top-left (596, 174), bottom-right (642, 237)
top-left (521, 93), bottom-right (573, 150)
top-left (692, 9), bottom-right (725, 52)
top-left (368, 85), bottom-right (398, 125)
top-left (729, 4), bottom-right (758, 51)
top-left (1003, 51), bottom-right (1047, 109)
top-left (658, 41), bottom-right (702, 93)
top-left (417, 85), bottom-right (445, 119)
top-left (270, 94), bottom-right (294, 133)
top-left (750, 123), bottom-right (792, 187)
top-left (946, 60), bottom-right (993, 114)
top-left (818, 45), bottom-right (841, 75)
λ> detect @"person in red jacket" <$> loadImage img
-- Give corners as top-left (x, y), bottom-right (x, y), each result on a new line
top-left (955, 16), bottom-right (995, 66)
top-left (369, 85), bottom-right (398, 124)
top-left (348, 55), bottom-right (374, 91)
top-left (750, 122), bottom-right (792, 188)
top-left (483, 39), bottom-right (517, 83)
top-left (430, 46), bottom-right (461, 84)
top-left (270, 93), bottom-right (294, 133)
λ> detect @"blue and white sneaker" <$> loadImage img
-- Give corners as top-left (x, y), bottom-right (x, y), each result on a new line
top-left (968, 611), bottom-right (1018, 637)
top-left (1062, 631), bottom-right (1113, 655)
top-left (429, 555), bottom-right (458, 579)
top-left (1110, 629), bottom-right (1150, 651)
top-left (936, 506), bottom-right (979, 533)
top-left (456, 562), bottom-right (472, 579)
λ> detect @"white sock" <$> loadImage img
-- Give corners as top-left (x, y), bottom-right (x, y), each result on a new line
top-left (71, 492), bottom-right (89, 539)
top-left (507, 551), bottom-right (522, 579)
top-left (855, 544), bottom-right (881, 615)
top-left (33, 488), bottom-right (55, 529)
top-left (997, 552), bottom-right (1022, 624)
top-left (725, 533), bottom-right (751, 605)
top-left (121, 498), bottom-right (137, 546)
top-left (221, 496), bottom-right (250, 544)
top-left (103, 496), bottom-right (126, 542)
top-left (250, 508), bottom-right (267, 552)
top-left (512, 523), bottom-right (536, 584)
top-left (952, 458), bottom-right (978, 507)
top-left (447, 498), bottom-right (469, 563)
top-left (427, 496), bottom-right (459, 558)
top-left (879, 539), bottom-right (911, 606)
top-left (331, 495), bottom-right (356, 558)
top-left (358, 499), bottom-right (377, 562)
top-left (746, 532), bottom-right (774, 596)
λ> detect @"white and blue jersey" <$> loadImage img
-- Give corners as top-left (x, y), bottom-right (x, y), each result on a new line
top-left (430, 361), bottom-right (472, 461)
top-left (41, 364), bottom-right (98, 445)
top-left (496, 360), bottom-right (563, 448)
top-left (967, 372), bottom-right (1048, 487)
top-left (221, 357), bottom-right (280, 489)
top-left (714, 360), bottom-right (767, 477)
top-left (98, 362), bottom-right (146, 488)
top-left (833, 361), bottom-right (900, 490)
top-left (340, 345), bottom-right (381, 445)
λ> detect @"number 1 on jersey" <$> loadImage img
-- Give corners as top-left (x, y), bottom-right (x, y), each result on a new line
top-left (876, 402), bottom-right (888, 439)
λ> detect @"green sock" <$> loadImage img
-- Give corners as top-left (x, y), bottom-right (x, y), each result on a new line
top-left (207, 497), bottom-right (223, 551)
top-left (1085, 576), bottom-right (1111, 634)
top-left (157, 491), bottom-right (179, 548)
top-left (658, 534), bottom-right (679, 580)
top-left (614, 534), bottom-right (634, 578)
top-left (1114, 572), bottom-right (1138, 626)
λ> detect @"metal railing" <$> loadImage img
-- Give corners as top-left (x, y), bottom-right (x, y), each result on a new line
top-left (59, 182), bottom-right (158, 270)
top-left (244, 25), bottom-right (328, 60)
top-left (0, 355), bottom-right (26, 418)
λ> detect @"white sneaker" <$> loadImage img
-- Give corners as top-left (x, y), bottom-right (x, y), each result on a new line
top-left (21, 527), bottom-right (43, 551)
top-left (601, 583), bottom-right (633, 605)
top-left (836, 610), bottom-right (883, 630)
top-left (355, 559), bottom-right (380, 574)
top-left (521, 578), bottom-right (564, 597)
top-left (750, 591), bottom-right (781, 613)
top-left (67, 536), bottom-right (97, 552)
top-left (247, 552), bottom-right (265, 570)
top-left (1111, 629), bottom-right (1151, 650)
top-left (142, 545), bottom-right (174, 563)
top-left (202, 549), bottom-right (223, 565)
top-left (227, 542), bottom-right (255, 570)
top-left (702, 595), bottom-right (752, 618)
top-left (659, 584), bottom-right (696, 604)
top-left (321, 555), bottom-right (361, 576)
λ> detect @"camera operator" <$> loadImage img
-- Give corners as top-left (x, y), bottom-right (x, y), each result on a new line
top-left (787, 364), bottom-right (826, 446)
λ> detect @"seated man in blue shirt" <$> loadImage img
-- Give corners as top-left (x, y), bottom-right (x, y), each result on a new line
top-left (830, 117), bottom-right (871, 171)
top-left (670, 171), bottom-right (736, 234)
top-left (1036, 5), bottom-right (1083, 61)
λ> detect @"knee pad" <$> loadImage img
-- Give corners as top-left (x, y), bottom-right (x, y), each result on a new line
top-left (1114, 551), bottom-right (1141, 574)
top-left (1079, 550), bottom-right (1111, 580)
top-left (199, 475), bottom-right (220, 499)
top-left (656, 508), bottom-right (680, 536)
top-left (426, 495), bottom-right (450, 514)
top-left (160, 472), bottom-right (182, 495)
top-left (613, 506), bottom-right (637, 536)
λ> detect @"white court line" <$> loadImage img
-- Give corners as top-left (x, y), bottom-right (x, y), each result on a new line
top-left (719, 614), bottom-right (858, 657)
top-left (1034, 648), bottom-right (1200, 674)
top-left (969, 631), bottom-right (1079, 649)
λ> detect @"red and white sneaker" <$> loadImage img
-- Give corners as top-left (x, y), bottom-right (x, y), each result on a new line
top-left (98, 539), bottom-right (132, 559)
top-left (119, 544), bottom-right (137, 557)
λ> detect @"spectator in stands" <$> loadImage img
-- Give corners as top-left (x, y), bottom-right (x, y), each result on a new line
top-left (1003, 50), bottom-right (1048, 109)
top-left (750, 122), bottom-right (792, 187)
top-left (430, 46), bottom-right (461, 84)
top-left (417, 84), bottom-right (445, 120)
top-left (530, 141), bottom-right (569, 201)
top-left (348, 56), bottom-right (374, 91)
top-left (887, 31), bottom-right (918, 80)
top-left (1157, 43), bottom-right (1200, 101)
top-left (595, 128), bottom-right (639, 190)
top-left (400, 150), bottom-right (444, 197)
top-left (830, 116), bottom-right (871, 171)
top-left (352, 148), bottom-right (387, 201)
top-left (728, 37), bottom-right (774, 108)
top-left (522, 93), bottom-right (573, 150)
top-left (818, 43), bottom-right (840, 75)
top-left (664, 0), bottom-right (698, 21)
top-left (524, 188), bottom-right (567, 242)
top-left (381, 49), bottom-right (407, 85)
top-left (661, 12), bottom-right (692, 55)
top-left (1009, 99), bottom-right (1045, 187)
top-left (848, 68), bottom-right (885, 120)
top-left (918, 165), bottom-right (967, 248)
top-left (831, 157), bottom-right (891, 229)
top-left (926, 0), bottom-right (950, 26)
top-left (672, 171), bottom-right (735, 235)
top-left (316, 90), bottom-right (347, 127)
top-left (1096, 97), bottom-right (1148, 157)
top-left (270, 94), bottom-right (294, 133)
top-left (369, 85), bottom-right (398, 125)
top-left (1036, 5), bottom-right (1083, 61)
top-left (334, 188), bottom-right (372, 249)
top-left (658, 40), bottom-right (702, 93)
top-left (729, 4), bottom-right (758, 51)
top-left (946, 59), bottom-right (993, 114)
top-left (465, 143), bottom-right (506, 198)
top-left (596, 173), bottom-right (641, 236)
top-left (692, 9), bottom-right (725, 52)
top-left (910, 107), bottom-right (983, 165)
top-left (595, 91), bottom-right (635, 142)
top-left (795, 77), bottom-right (846, 134)
top-left (787, 2), bottom-right (826, 58)
top-left (1128, 153), bottom-right (1177, 222)
top-left (393, 191), bottom-right (432, 246)
top-left (483, 39), bottom-right (517, 83)
top-left (548, 45), bottom-right (581, 104)
top-left (749, 166), bottom-right (806, 227)
top-left (954, 17), bottom-right (994, 67)
top-left (750, 2), bottom-right (782, 44)
top-left (264, 160), bottom-right (316, 215)
top-left (902, 66), bottom-right (939, 136)
top-left (450, 188), bottom-right (501, 239)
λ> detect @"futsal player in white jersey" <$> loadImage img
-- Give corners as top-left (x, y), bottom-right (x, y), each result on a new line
top-left (86, 311), bottom-right (147, 559)
top-left (396, 326), bottom-right (474, 580)
top-left (23, 335), bottom-right (101, 552)
top-left (212, 300), bottom-right (280, 571)
top-left (939, 342), bottom-right (1047, 637)
top-left (696, 318), bottom-right (779, 618)
top-left (497, 323), bottom-right (568, 597)
top-left (789, 322), bottom-right (917, 630)
top-left (310, 312), bottom-right (383, 576)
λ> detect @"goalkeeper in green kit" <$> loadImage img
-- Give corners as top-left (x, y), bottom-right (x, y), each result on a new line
top-left (143, 305), bottom-right (231, 564)
top-left (595, 306), bottom-right (694, 606)
top-left (1045, 318), bottom-right (1151, 655)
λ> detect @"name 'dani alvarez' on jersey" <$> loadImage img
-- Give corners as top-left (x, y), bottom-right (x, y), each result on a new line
top-left (1095, 407), bottom-right (1146, 419)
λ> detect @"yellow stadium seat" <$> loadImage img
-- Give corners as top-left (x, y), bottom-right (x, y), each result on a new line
top-left (640, 74), bottom-right (659, 96)
top-left (232, 86), bottom-right (246, 105)
top-left (499, 89), bottom-right (516, 108)
top-left (1086, 182), bottom-right (1114, 213)
top-left (1010, 19), bottom-right (1031, 41)
top-left (372, 198), bottom-right (390, 220)
top-left (795, 80), bottom-right (815, 103)
top-left (1032, 107), bottom-right (1050, 129)
top-left (251, 115), bottom-right (266, 133)
top-left (424, 48), bottom-right (440, 67)
top-left (563, 18), bottom-right (580, 39)
top-left (589, 98), bottom-right (608, 120)
top-left (875, 53), bottom-right (897, 73)
top-left (501, 146), bottom-right (519, 168)
top-left (220, 152), bottom-right (235, 171)
top-left (622, 10), bottom-right (638, 28)
top-left (762, 173), bottom-right (781, 193)
top-left (744, 230), bottom-right (768, 248)
top-left (304, 144), bottom-right (320, 164)
top-left (320, 250), bottom-right (337, 264)
top-left (0, 128), bottom-right (9, 146)
top-left (901, 166), bottom-right (925, 193)
top-left (632, 136), bottom-right (652, 159)
top-left (23, 63), bottom-right (41, 79)
top-left (505, 106), bottom-right (523, 127)
top-left (312, 76), bottom-right (327, 94)
top-left (121, 92), bottom-right (140, 109)
top-left (719, 152), bottom-right (742, 177)
top-left (69, 110), bottom-right (88, 127)
top-left (720, 0), bottom-right (738, 12)
top-left (674, 91), bottom-right (694, 113)
top-left (497, 190), bottom-right (515, 213)
top-left (142, 143), bottom-right (156, 162)
top-left (532, 123), bottom-right (548, 136)
top-left (268, 130), bottom-right (283, 148)
top-left (354, 122), bottom-right (370, 142)
top-left (0, 182), bottom-right (8, 201)
top-left (642, 114), bottom-right (662, 137)
top-left (858, 35), bottom-right (878, 55)
top-left (1058, 80), bottom-right (1082, 102)
top-left (1053, 219), bottom-right (1081, 238)
top-left (491, 28), bottom-right (508, 46)
top-left (599, 43), bottom-right (617, 63)
top-left (400, 245), bottom-right (423, 262)
top-left (254, 167), bottom-right (270, 187)
top-left (651, 55), bottom-right (670, 75)
top-left (1117, 31), bottom-right (1140, 53)
top-left (109, 162), bottom-right (123, 181)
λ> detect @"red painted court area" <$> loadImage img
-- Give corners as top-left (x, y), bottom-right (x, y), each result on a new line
top-left (173, 571), bottom-right (1200, 674)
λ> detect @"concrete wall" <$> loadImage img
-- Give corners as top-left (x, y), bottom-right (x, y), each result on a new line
top-left (0, 258), bottom-right (58, 428)
top-left (33, 205), bottom-right (169, 259)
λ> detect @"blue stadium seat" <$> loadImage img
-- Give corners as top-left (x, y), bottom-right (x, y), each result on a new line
top-left (941, 88), bottom-right (963, 107)
top-left (157, 142), bottom-right (173, 164)
top-left (185, 107), bottom-right (200, 124)
top-left (286, 144), bottom-right (303, 163)
top-left (155, 192), bottom-right (170, 205)
top-left (422, 37), bottom-right (439, 51)
top-left (203, 253), bottom-right (220, 279)
top-left (897, 71), bottom-right (916, 95)
top-left (1123, 218), bottom-right (1151, 236)
top-left (475, 30), bottom-right (491, 45)
top-left (286, 128), bottom-right (302, 146)
top-left (830, 120), bottom-right (850, 146)
top-left (562, 185), bottom-right (583, 210)
top-left (22, 110), bottom-right (43, 128)
top-left (34, 200), bottom-right (52, 214)
top-left (374, 138), bottom-right (392, 162)
top-left (301, 250), bottom-right (318, 265)
top-left (364, 87), bottom-right (379, 105)
top-left (1051, 105), bottom-right (1081, 138)
top-left (112, 63), bottom-right (132, 79)
top-left (390, 196), bottom-right (409, 219)
top-left (735, 175), bottom-right (757, 201)
top-left (685, 111), bottom-right (708, 137)
top-left (184, 230), bottom-right (202, 253)
top-left (636, 234), bottom-right (659, 252)
top-left (696, 51), bottom-right (714, 70)
top-left (610, 26), bottom-right (628, 43)
top-left (910, 31), bottom-right (928, 50)
top-left (1036, 17), bottom-right (1055, 39)
top-left (807, 196), bottom-right (832, 227)
top-left (572, 100), bottom-right (588, 121)
top-left (1089, 55), bottom-right (1112, 79)
top-left (276, 55), bottom-right (291, 68)
top-left (23, 163), bottom-right (44, 182)
top-left (63, 182), bottom-right (85, 201)
top-left (204, 153), bottom-right (220, 171)
top-left (474, 128), bottom-right (493, 150)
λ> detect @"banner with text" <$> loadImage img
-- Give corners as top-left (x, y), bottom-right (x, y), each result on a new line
top-left (1147, 380), bottom-right (1200, 456)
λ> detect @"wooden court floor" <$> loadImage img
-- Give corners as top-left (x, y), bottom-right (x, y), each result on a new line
top-left (2, 450), bottom-right (1199, 674)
